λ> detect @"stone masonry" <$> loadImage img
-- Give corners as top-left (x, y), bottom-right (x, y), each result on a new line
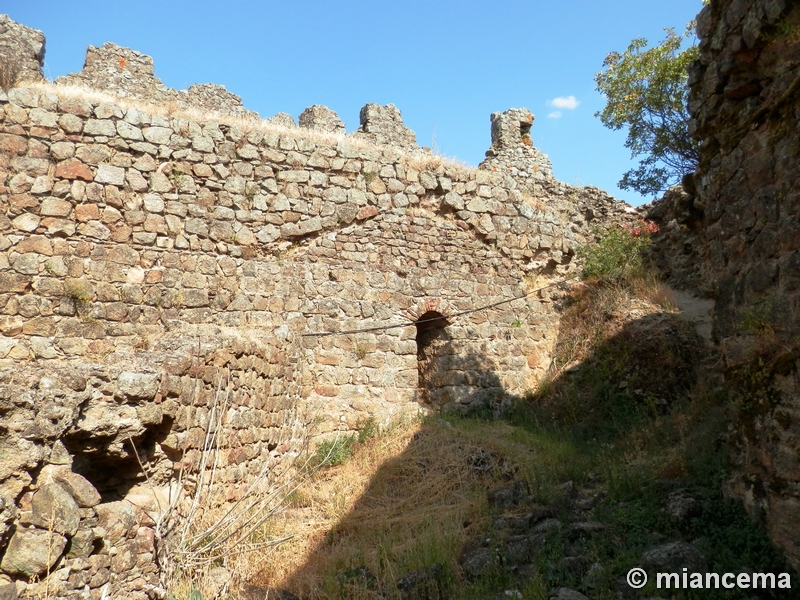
top-left (352, 103), bottom-right (419, 152)
top-left (0, 15), bottom-right (46, 86)
top-left (480, 108), bottom-right (555, 192)
top-left (55, 42), bottom-right (258, 120)
top-left (689, 0), bottom-right (800, 569)
top-left (0, 16), bottom-right (640, 598)
top-left (297, 104), bottom-right (346, 134)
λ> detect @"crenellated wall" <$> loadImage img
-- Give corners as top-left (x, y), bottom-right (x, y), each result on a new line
top-left (0, 15), bottom-right (640, 599)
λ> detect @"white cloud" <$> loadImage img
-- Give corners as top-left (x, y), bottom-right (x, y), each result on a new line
top-left (548, 95), bottom-right (580, 110)
top-left (547, 111), bottom-right (562, 119)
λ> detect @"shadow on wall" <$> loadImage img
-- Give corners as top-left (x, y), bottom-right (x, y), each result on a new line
top-left (414, 310), bottom-right (515, 416)
top-left (241, 295), bottom-right (793, 599)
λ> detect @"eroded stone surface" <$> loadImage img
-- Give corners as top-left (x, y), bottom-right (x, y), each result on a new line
top-left (29, 483), bottom-right (80, 536)
top-left (352, 103), bottom-right (418, 151)
top-left (688, 0), bottom-right (800, 569)
top-left (0, 529), bottom-right (66, 577)
top-left (0, 14), bottom-right (45, 86)
top-left (54, 42), bottom-right (258, 119)
top-left (298, 104), bottom-right (345, 134)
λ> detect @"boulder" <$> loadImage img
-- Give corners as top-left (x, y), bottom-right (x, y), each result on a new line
top-left (54, 471), bottom-right (101, 507)
top-left (487, 480), bottom-right (530, 509)
top-left (95, 500), bottom-right (136, 544)
top-left (550, 588), bottom-right (589, 600)
top-left (640, 541), bottom-right (705, 573)
top-left (117, 371), bottom-right (160, 401)
top-left (29, 483), bottom-right (80, 536)
top-left (0, 528), bottom-right (66, 577)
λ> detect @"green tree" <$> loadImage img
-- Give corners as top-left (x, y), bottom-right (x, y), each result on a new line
top-left (595, 25), bottom-right (700, 196)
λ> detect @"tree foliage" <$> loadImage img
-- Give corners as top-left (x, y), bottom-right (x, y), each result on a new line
top-left (595, 26), bottom-right (700, 196)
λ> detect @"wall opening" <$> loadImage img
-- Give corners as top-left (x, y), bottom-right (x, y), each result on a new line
top-left (415, 310), bottom-right (449, 404)
top-left (519, 118), bottom-right (532, 146)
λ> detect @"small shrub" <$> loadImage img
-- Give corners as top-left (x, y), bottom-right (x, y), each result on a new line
top-left (312, 418), bottom-right (379, 468)
top-left (580, 225), bottom-right (652, 283)
top-left (64, 279), bottom-right (93, 303)
top-left (313, 434), bottom-right (357, 467)
top-left (739, 301), bottom-right (777, 336)
top-left (356, 417), bottom-right (378, 444)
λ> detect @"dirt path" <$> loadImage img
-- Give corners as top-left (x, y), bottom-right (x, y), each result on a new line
top-left (671, 288), bottom-right (715, 343)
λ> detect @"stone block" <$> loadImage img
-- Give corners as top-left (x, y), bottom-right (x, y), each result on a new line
top-left (29, 483), bottom-right (80, 536)
top-left (0, 529), bottom-right (67, 577)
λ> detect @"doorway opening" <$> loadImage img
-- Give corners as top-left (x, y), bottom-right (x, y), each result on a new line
top-left (415, 311), bottom-right (449, 404)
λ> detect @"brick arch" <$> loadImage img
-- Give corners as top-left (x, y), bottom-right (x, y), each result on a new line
top-left (401, 297), bottom-right (458, 324)
top-left (402, 298), bottom-right (458, 405)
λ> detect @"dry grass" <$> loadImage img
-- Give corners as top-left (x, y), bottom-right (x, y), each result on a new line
top-left (252, 416), bottom-right (515, 599)
top-left (133, 336), bottom-right (323, 599)
top-left (520, 192), bottom-right (546, 214)
top-left (22, 81), bottom-right (471, 174)
top-left (630, 273), bottom-right (678, 311)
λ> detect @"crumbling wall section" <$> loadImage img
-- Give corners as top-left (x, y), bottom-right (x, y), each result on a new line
top-left (479, 108), bottom-right (555, 193)
top-left (0, 329), bottom-right (300, 599)
top-left (0, 82), bottom-right (636, 597)
top-left (0, 15), bottom-right (45, 86)
top-left (54, 42), bottom-right (257, 120)
top-left (351, 103), bottom-right (418, 152)
top-left (689, 0), bottom-right (800, 568)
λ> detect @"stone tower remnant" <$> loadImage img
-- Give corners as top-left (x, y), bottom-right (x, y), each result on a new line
top-left (298, 104), bottom-right (346, 134)
top-left (480, 107), bottom-right (554, 191)
top-left (0, 14), bottom-right (46, 84)
top-left (353, 103), bottom-right (419, 151)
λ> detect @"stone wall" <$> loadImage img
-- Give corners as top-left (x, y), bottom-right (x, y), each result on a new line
top-left (54, 42), bottom-right (257, 120)
top-left (0, 12), bottom-right (643, 595)
top-left (689, 0), bottom-right (800, 568)
top-left (0, 15), bottom-right (45, 86)
top-left (0, 83), bottom-right (637, 596)
top-left (1, 328), bottom-right (301, 599)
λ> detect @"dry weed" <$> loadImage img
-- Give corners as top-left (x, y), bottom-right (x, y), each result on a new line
top-left (140, 334), bottom-right (322, 599)
top-left (631, 273), bottom-right (678, 311)
top-left (254, 416), bottom-right (507, 598)
top-left (23, 81), bottom-right (471, 174)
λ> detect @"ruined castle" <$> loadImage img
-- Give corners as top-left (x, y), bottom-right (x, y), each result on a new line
top-left (1, 0), bottom-right (799, 596)
top-left (0, 14), bottom-right (640, 598)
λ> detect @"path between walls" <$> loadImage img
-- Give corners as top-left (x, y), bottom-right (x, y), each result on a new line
top-left (670, 288), bottom-right (714, 345)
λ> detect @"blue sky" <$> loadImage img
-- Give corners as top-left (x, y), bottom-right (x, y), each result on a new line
top-left (6, 1), bottom-right (703, 205)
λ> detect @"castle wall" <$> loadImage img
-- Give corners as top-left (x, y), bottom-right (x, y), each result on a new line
top-left (689, 0), bottom-right (800, 568)
top-left (0, 82), bottom-right (636, 597)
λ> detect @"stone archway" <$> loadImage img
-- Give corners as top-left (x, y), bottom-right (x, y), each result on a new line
top-left (415, 310), bottom-right (449, 405)
top-left (404, 298), bottom-right (454, 404)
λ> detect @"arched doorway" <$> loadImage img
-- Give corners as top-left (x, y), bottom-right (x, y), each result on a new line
top-left (415, 310), bottom-right (449, 404)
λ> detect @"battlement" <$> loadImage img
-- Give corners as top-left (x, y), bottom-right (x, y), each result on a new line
top-left (0, 14), bottom-right (638, 599)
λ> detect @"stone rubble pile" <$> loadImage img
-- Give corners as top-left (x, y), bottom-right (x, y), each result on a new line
top-left (0, 458), bottom-right (161, 600)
